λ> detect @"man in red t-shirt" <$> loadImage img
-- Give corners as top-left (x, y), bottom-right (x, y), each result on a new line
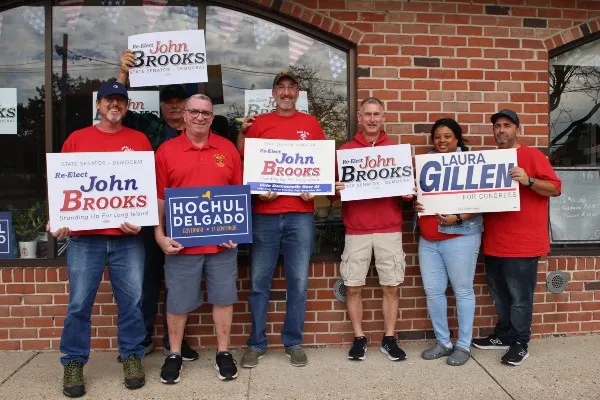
top-left (237, 72), bottom-right (326, 368)
top-left (154, 94), bottom-right (242, 383)
top-left (335, 97), bottom-right (413, 362)
top-left (49, 81), bottom-right (150, 397)
top-left (472, 109), bottom-right (561, 366)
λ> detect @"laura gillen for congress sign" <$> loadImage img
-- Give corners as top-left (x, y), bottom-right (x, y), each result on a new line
top-left (165, 185), bottom-right (252, 247)
top-left (415, 148), bottom-right (520, 215)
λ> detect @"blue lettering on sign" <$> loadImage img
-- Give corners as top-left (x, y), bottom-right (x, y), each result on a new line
top-left (0, 212), bottom-right (14, 259)
top-left (420, 161), bottom-right (515, 192)
top-left (165, 185), bottom-right (252, 247)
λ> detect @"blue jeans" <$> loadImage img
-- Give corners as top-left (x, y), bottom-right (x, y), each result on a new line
top-left (485, 255), bottom-right (539, 346)
top-left (140, 226), bottom-right (168, 346)
top-left (247, 212), bottom-right (315, 351)
top-left (418, 234), bottom-right (481, 350)
top-left (60, 235), bottom-right (146, 365)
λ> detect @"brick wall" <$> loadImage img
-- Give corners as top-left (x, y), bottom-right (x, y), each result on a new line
top-left (1, 256), bottom-right (599, 351)
top-left (2, 0), bottom-right (600, 350)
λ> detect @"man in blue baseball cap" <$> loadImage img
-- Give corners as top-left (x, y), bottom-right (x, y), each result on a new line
top-left (50, 79), bottom-right (151, 397)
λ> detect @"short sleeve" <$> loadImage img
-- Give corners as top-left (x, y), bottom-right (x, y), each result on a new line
top-left (155, 147), bottom-right (168, 200)
top-left (532, 149), bottom-right (562, 193)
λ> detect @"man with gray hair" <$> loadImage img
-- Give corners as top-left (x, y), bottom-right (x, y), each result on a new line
top-left (154, 94), bottom-right (243, 382)
top-left (334, 97), bottom-right (413, 362)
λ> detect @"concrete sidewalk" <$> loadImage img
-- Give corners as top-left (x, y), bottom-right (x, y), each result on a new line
top-left (1, 336), bottom-right (599, 400)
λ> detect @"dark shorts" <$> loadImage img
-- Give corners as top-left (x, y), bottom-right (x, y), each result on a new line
top-left (164, 249), bottom-right (238, 313)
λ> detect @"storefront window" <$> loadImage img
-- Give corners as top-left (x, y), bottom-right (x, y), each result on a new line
top-left (206, 6), bottom-right (350, 255)
top-left (0, 5), bottom-right (47, 259)
top-left (549, 36), bottom-right (600, 247)
top-left (0, 1), bottom-right (352, 262)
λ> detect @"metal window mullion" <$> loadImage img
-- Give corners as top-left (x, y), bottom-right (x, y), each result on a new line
top-left (44, 0), bottom-right (55, 259)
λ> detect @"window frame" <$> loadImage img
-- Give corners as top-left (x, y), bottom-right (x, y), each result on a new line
top-left (548, 32), bottom-right (600, 255)
top-left (0, 0), bottom-right (356, 266)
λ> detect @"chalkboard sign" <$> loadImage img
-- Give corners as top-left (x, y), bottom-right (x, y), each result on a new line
top-left (550, 169), bottom-right (600, 243)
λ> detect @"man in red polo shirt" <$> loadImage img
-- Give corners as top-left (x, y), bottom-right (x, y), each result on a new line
top-left (154, 94), bottom-right (242, 383)
top-left (237, 72), bottom-right (326, 368)
top-left (472, 109), bottom-right (561, 366)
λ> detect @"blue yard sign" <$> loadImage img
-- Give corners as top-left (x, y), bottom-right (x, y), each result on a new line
top-left (0, 212), bottom-right (13, 259)
top-left (165, 185), bottom-right (252, 247)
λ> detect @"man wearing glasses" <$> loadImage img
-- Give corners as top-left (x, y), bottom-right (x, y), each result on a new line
top-left (117, 49), bottom-right (199, 362)
top-left (237, 72), bottom-right (326, 368)
top-left (154, 94), bottom-right (242, 383)
top-left (51, 81), bottom-right (150, 397)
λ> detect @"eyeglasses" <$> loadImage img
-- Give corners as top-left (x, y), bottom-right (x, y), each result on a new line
top-left (275, 84), bottom-right (298, 90)
top-left (185, 109), bottom-right (213, 118)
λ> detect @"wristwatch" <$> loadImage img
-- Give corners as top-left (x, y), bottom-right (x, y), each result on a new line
top-left (528, 177), bottom-right (535, 187)
top-left (455, 214), bottom-right (463, 225)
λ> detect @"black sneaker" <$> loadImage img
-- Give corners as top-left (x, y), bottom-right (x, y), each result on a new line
top-left (164, 340), bottom-right (199, 361)
top-left (348, 336), bottom-right (367, 361)
top-left (380, 336), bottom-right (407, 361)
top-left (215, 352), bottom-right (238, 381)
top-left (63, 360), bottom-right (85, 398)
top-left (160, 355), bottom-right (182, 384)
top-left (501, 342), bottom-right (529, 366)
top-left (472, 334), bottom-right (511, 350)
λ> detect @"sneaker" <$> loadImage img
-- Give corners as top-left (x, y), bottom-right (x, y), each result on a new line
top-left (380, 336), bottom-right (407, 361)
top-left (63, 360), bottom-right (85, 398)
top-left (501, 342), bottom-right (529, 366)
top-left (215, 352), bottom-right (238, 381)
top-left (117, 341), bottom-right (154, 363)
top-left (285, 347), bottom-right (308, 367)
top-left (348, 336), bottom-right (367, 361)
top-left (240, 348), bottom-right (266, 368)
top-left (472, 334), bottom-right (511, 350)
top-left (163, 340), bottom-right (199, 361)
top-left (122, 354), bottom-right (145, 390)
top-left (160, 354), bottom-right (182, 384)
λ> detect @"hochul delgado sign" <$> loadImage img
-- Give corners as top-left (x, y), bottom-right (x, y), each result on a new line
top-left (128, 30), bottom-right (208, 87)
top-left (415, 149), bottom-right (520, 215)
top-left (46, 152), bottom-right (159, 231)
top-left (243, 138), bottom-right (335, 195)
top-left (337, 144), bottom-right (414, 201)
top-left (165, 185), bottom-right (252, 247)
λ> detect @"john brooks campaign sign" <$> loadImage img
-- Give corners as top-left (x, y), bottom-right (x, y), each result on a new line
top-left (165, 185), bottom-right (252, 247)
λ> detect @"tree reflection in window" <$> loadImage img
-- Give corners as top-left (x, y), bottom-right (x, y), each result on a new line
top-left (550, 39), bottom-right (600, 167)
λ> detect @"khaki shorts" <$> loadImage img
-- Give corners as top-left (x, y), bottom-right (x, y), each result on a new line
top-left (340, 232), bottom-right (406, 287)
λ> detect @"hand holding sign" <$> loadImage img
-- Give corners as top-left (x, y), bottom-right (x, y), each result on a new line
top-left (155, 232), bottom-right (184, 255)
top-left (258, 191), bottom-right (279, 202)
top-left (219, 240), bottom-right (238, 249)
top-left (119, 222), bottom-right (141, 235)
top-left (509, 166), bottom-right (529, 186)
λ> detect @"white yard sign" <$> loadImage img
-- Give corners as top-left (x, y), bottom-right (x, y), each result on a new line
top-left (0, 88), bottom-right (17, 135)
top-left (415, 149), bottom-right (520, 215)
top-left (243, 138), bottom-right (335, 195)
top-left (93, 91), bottom-right (159, 125)
top-left (337, 144), bottom-right (414, 201)
top-left (46, 152), bottom-right (159, 231)
top-left (244, 89), bottom-right (309, 117)
top-left (128, 30), bottom-right (207, 87)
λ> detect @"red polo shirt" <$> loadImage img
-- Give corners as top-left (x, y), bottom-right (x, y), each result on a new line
top-left (61, 125), bottom-right (152, 236)
top-left (155, 131), bottom-right (243, 254)
top-left (243, 111), bottom-right (326, 214)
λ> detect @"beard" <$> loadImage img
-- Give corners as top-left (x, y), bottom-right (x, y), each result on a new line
top-left (104, 109), bottom-right (123, 123)
top-left (275, 97), bottom-right (297, 110)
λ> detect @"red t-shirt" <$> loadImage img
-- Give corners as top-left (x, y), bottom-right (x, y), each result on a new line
top-left (61, 125), bottom-right (153, 236)
top-left (243, 111), bottom-right (326, 214)
top-left (418, 215), bottom-right (460, 242)
top-left (155, 131), bottom-right (243, 254)
top-left (483, 145), bottom-right (562, 257)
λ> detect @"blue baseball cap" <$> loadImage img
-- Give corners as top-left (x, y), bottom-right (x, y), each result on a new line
top-left (97, 81), bottom-right (128, 100)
